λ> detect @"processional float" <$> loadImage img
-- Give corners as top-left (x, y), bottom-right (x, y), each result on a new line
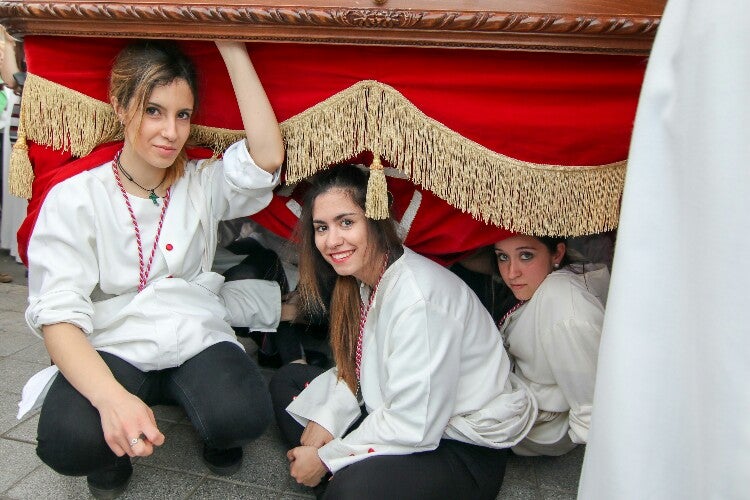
top-left (0, 0), bottom-right (665, 265)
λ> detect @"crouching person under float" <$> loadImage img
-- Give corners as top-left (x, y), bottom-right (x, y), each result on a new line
top-left (270, 164), bottom-right (537, 500)
top-left (493, 234), bottom-right (609, 456)
top-left (18, 39), bottom-right (285, 498)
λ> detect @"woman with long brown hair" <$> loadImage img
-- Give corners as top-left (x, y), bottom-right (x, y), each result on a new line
top-left (19, 39), bottom-right (285, 498)
top-left (270, 164), bottom-right (536, 499)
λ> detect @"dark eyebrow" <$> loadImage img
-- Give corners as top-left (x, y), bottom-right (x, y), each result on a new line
top-left (145, 101), bottom-right (193, 114)
top-left (494, 246), bottom-right (537, 252)
top-left (313, 212), bottom-right (357, 225)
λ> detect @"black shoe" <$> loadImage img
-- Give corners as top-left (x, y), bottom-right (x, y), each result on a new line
top-left (202, 445), bottom-right (243, 476)
top-left (86, 457), bottom-right (132, 500)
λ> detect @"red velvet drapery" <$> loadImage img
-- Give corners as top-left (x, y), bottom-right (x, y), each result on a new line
top-left (17, 36), bottom-right (647, 265)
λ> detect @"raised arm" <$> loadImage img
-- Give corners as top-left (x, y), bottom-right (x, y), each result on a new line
top-left (1, 28), bottom-right (21, 89)
top-left (216, 40), bottom-right (284, 173)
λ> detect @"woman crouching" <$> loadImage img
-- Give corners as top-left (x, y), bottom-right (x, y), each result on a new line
top-left (270, 164), bottom-right (536, 499)
top-left (493, 234), bottom-right (610, 456)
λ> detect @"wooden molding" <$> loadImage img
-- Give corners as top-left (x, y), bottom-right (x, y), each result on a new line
top-left (0, 0), bottom-right (665, 54)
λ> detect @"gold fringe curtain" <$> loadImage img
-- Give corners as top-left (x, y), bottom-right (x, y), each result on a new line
top-left (10, 75), bottom-right (626, 237)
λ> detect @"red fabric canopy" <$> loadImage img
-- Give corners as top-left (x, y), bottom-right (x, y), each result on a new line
top-left (17, 36), bottom-right (647, 265)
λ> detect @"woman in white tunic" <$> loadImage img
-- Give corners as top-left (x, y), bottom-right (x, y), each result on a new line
top-left (21, 40), bottom-right (285, 498)
top-left (269, 165), bottom-right (536, 499)
top-left (493, 234), bottom-right (609, 456)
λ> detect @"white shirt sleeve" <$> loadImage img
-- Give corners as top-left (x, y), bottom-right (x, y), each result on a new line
top-left (286, 368), bottom-right (363, 438)
top-left (540, 317), bottom-right (601, 444)
top-left (198, 140), bottom-right (280, 222)
top-left (25, 182), bottom-right (99, 337)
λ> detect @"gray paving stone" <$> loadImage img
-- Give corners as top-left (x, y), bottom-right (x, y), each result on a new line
top-left (504, 453), bottom-right (537, 486)
top-left (0, 330), bottom-right (37, 357)
top-left (0, 391), bottom-right (35, 437)
top-left (0, 283), bottom-right (28, 313)
top-left (0, 311), bottom-right (27, 336)
top-left (189, 479), bottom-right (281, 499)
top-left (137, 421), bottom-right (206, 474)
top-left (4, 462), bottom-right (88, 500)
top-left (152, 404), bottom-right (188, 424)
top-left (540, 489), bottom-right (577, 500)
top-left (119, 463), bottom-right (204, 499)
top-left (227, 434), bottom-right (291, 490)
top-left (2, 412), bottom-right (38, 444)
top-left (6, 341), bottom-right (50, 366)
top-left (0, 357), bottom-right (48, 396)
top-left (0, 439), bottom-right (42, 494)
top-left (498, 481), bottom-right (541, 499)
top-left (283, 475), bottom-right (314, 498)
top-left (534, 446), bottom-right (585, 493)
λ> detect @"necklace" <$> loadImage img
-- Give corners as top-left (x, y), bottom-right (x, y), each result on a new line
top-left (113, 150), bottom-right (171, 292)
top-left (355, 253), bottom-right (390, 381)
top-left (498, 300), bottom-right (526, 372)
top-left (498, 300), bottom-right (526, 330)
top-left (116, 155), bottom-right (166, 206)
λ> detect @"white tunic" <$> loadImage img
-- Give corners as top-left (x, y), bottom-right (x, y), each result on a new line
top-left (499, 265), bottom-right (609, 455)
top-left (18, 140), bottom-right (281, 418)
top-left (286, 247), bottom-right (537, 474)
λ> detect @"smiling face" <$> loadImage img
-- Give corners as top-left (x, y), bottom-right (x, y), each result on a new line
top-left (312, 188), bottom-right (383, 285)
top-left (494, 235), bottom-right (565, 301)
top-left (115, 78), bottom-right (194, 176)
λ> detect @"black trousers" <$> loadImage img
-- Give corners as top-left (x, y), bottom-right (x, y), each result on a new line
top-left (36, 342), bottom-right (273, 477)
top-left (269, 363), bottom-right (509, 500)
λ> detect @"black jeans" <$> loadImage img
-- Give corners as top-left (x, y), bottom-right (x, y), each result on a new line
top-left (36, 341), bottom-right (273, 476)
top-left (269, 363), bottom-right (509, 500)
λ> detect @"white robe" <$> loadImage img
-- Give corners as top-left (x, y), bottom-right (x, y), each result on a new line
top-left (286, 248), bottom-right (537, 473)
top-left (18, 140), bottom-right (281, 418)
top-left (500, 266), bottom-right (609, 455)
top-left (579, 1), bottom-right (750, 498)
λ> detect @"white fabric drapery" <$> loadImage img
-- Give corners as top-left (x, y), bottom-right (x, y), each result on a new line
top-left (579, 1), bottom-right (750, 498)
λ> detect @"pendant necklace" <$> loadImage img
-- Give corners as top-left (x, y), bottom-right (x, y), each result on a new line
top-left (116, 154), bottom-right (166, 206)
top-left (355, 253), bottom-right (390, 383)
top-left (497, 300), bottom-right (527, 372)
top-left (112, 150), bottom-right (171, 292)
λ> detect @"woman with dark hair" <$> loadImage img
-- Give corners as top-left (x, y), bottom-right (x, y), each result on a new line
top-left (269, 164), bottom-right (536, 499)
top-left (19, 40), bottom-right (285, 498)
top-left (493, 234), bottom-right (610, 456)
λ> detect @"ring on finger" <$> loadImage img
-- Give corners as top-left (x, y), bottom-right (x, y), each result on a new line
top-left (129, 436), bottom-right (140, 447)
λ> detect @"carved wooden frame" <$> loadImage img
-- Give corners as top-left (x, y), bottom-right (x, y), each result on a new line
top-left (0, 0), bottom-right (665, 55)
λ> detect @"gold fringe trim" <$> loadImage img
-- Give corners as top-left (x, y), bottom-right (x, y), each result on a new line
top-left (281, 80), bottom-right (625, 236)
top-left (13, 75), bottom-right (626, 236)
top-left (20, 73), bottom-right (122, 157)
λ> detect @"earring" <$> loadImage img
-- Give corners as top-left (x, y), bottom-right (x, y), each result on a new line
top-left (553, 263), bottom-right (560, 269)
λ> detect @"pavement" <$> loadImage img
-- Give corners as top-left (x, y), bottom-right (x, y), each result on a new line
top-left (0, 248), bottom-right (584, 499)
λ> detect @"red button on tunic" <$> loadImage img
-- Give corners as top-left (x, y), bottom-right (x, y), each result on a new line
top-left (165, 243), bottom-right (173, 251)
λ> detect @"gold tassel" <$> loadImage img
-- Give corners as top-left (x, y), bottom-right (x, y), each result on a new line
top-left (366, 155), bottom-right (389, 220)
top-left (8, 119), bottom-right (33, 200)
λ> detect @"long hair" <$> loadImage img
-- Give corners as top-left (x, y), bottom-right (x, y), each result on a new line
top-left (295, 165), bottom-right (401, 391)
top-left (109, 40), bottom-right (198, 185)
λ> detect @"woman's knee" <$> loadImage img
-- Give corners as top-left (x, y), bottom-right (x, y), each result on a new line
top-left (196, 383), bottom-right (274, 447)
top-left (36, 376), bottom-right (113, 475)
top-left (36, 417), bottom-right (111, 476)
